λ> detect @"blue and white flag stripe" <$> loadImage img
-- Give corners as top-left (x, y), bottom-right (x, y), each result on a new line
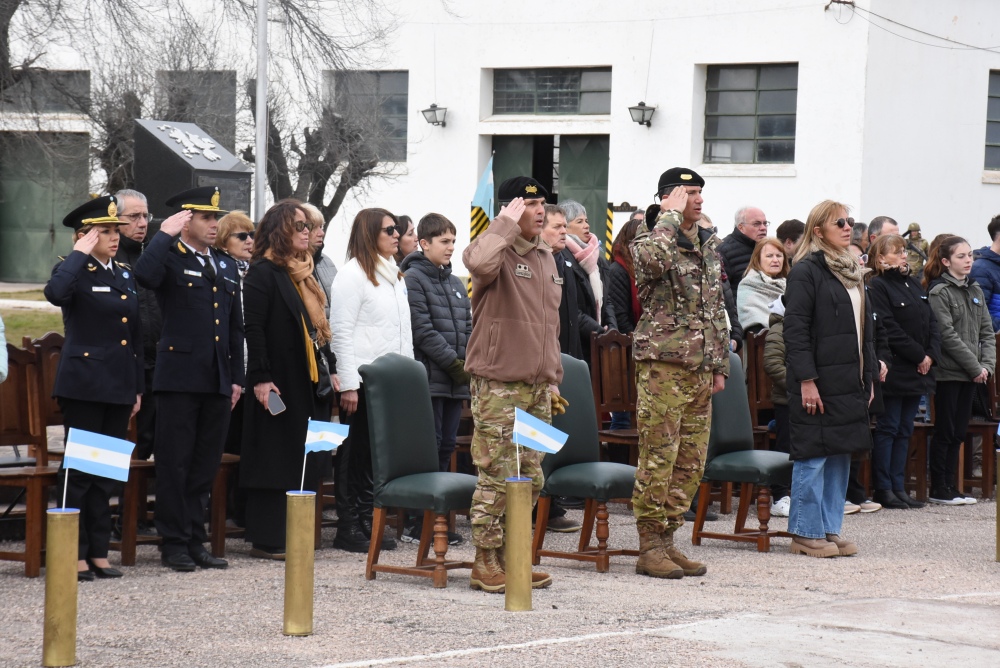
top-left (513, 408), bottom-right (568, 454)
top-left (305, 420), bottom-right (349, 453)
top-left (63, 428), bottom-right (135, 482)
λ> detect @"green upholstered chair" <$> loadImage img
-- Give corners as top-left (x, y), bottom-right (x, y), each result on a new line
top-left (532, 354), bottom-right (639, 572)
top-left (691, 351), bottom-right (792, 552)
top-left (359, 353), bottom-right (476, 587)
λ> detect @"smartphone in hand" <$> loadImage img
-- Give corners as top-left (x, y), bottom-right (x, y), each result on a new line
top-left (267, 390), bottom-right (286, 416)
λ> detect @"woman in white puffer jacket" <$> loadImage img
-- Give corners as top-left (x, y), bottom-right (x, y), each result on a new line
top-left (328, 208), bottom-right (413, 553)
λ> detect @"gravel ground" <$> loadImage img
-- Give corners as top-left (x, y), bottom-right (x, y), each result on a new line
top-left (1, 499), bottom-right (998, 667)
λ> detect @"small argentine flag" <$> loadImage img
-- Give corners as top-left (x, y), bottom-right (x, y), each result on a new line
top-left (63, 428), bottom-right (135, 482)
top-left (513, 408), bottom-right (568, 454)
top-left (305, 420), bottom-right (349, 453)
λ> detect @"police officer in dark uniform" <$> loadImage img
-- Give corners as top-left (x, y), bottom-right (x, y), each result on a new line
top-left (44, 195), bottom-right (144, 581)
top-left (134, 186), bottom-right (244, 572)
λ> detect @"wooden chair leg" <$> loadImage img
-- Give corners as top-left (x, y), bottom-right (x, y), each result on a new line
top-left (209, 466), bottom-right (228, 558)
top-left (577, 498), bottom-right (596, 551)
top-left (594, 502), bottom-right (610, 573)
top-left (691, 481), bottom-right (711, 545)
top-left (984, 442), bottom-right (996, 500)
top-left (432, 513), bottom-right (449, 588)
top-left (719, 482), bottom-right (733, 515)
top-left (733, 483), bottom-right (752, 532)
top-left (119, 472), bottom-right (140, 566)
top-left (532, 496), bottom-right (551, 565)
top-left (24, 477), bottom-right (44, 578)
top-left (365, 507), bottom-right (387, 580)
top-left (417, 509), bottom-right (435, 566)
top-left (755, 485), bottom-right (772, 553)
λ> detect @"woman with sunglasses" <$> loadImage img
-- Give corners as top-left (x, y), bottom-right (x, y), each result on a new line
top-left (785, 203), bottom-right (875, 558)
top-left (216, 211), bottom-right (254, 278)
top-left (240, 200), bottom-right (334, 558)
top-left (329, 208), bottom-right (413, 552)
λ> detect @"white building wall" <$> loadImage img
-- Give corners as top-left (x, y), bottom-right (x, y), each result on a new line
top-left (860, 0), bottom-right (1000, 249)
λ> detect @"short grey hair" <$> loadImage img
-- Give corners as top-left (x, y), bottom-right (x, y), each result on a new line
top-left (114, 189), bottom-right (147, 206)
top-left (868, 216), bottom-right (898, 238)
top-left (560, 199), bottom-right (587, 222)
top-left (734, 206), bottom-right (754, 228)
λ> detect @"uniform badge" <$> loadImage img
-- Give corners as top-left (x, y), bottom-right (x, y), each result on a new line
top-left (553, 276), bottom-right (564, 285)
top-left (219, 260), bottom-right (226, 269)
top-left (515, 263), bottom-right (533, 279)
top-left (211, 190), bottom-right (221, 208)
top-left (177, 241), bottom-right (188, 254)
top-left (524, 185), bottom-right (538, 195)
top-left (680, 173), bottom-right (693, 181)
top-left (974, 297), bottom-right (981, 305)
top-left (92, 286), bottom-right (110, 292)
top-left (122, 271), bottom-right (130, 279)
top-left (87, 263), bottom-right (97, 272)
top-left (184, 269), bottom-right (202, 277)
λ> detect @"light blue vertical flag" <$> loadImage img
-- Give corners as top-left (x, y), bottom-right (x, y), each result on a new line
top-left (63, 428), bottom-right (135, 482)
top-left (470, 156), bottom-right (494, 244)
top-left (304, 420), bottom-right (349, 453)
top-left (513, 408), bottom-right (568, 455)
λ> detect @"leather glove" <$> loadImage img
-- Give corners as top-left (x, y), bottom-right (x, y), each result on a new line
top-left (551, 393), bottom-right (569, 416)
top-left (447, 358), bottom-right (471, 385)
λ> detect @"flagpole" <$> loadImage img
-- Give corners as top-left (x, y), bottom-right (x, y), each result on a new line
top-left (300, 453), bottom-right (307, 493)
top-left (61, 469), bottom-right (68, 510)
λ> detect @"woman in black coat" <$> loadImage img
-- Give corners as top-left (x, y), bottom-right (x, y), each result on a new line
top-left (44, 196), bottom-right (143, 581)
top-left (606, 217), bottom-right (643, 335)
top-left (866, 235), bottom-right (940, 510)
top-left (784, 201), bottom-right (875, 558)
top-left (241, 200), bottom-right (333, 558)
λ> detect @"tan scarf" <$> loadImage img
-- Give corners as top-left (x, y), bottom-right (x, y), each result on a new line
top-left (812, 240), bottom-right (869, 371)
top-left (265, 249), bottom-right (332, 346)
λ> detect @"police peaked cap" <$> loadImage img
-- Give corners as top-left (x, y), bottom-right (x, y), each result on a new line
top-left (164, 186), bottom-right (229, 214)
top-left (62, 195), bottom-right (126, 230)
top-left (656, 167), bottom-right (705, 197)
top-left (498, 176), bottom-right (549, 202)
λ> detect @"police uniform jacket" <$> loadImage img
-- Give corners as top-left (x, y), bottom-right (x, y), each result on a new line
top-left (630, 210), bottom-right (730, 377)
top-left (44, 251), bottom-right (144, 405)
top-left (134, 231), bottom-right (245, 395)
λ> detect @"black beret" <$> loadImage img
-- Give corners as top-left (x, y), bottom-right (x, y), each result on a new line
top-left (656, 167), bottom-right (705, 197)
top-left (62, 195), bottom-right (125, 230)
top-left (498, 176), bottom-right (548, 202)
top-left (165, 186), bottom-right (228, 214)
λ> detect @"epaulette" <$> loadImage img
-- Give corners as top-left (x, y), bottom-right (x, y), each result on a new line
top-left (115, 261), bottom-right (132, 269)
top-left (176, 241), bottom-right (188, 255)
top-left (57, 255), bottom-right (66, 261)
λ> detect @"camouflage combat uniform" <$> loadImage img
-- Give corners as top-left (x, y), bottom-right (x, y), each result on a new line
top-left (906, 237), bottom-right (928, 279)
top-left (630, 209), bottom-right (730, 535)
top-left (468, 376), bottom-right (550, 548)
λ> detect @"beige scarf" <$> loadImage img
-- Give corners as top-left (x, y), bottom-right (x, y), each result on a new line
top-left (812, 240), bottom-right (869, 373)
top-left (265, 249), bottom-right (332, 347)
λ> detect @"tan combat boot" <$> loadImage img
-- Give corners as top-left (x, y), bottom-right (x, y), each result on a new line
top-left (635, 531), bottom-right (683, 579)
top-left (662, 532), bottom-right (707, 576)
top-left (498, 547), bottom-right (553, 589)
top-left (470, 547), bottom-right (506, 593)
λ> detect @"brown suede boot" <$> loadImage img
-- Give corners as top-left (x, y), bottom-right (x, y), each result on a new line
top-left (498, 547), bottom-right (553, 589)
top-left (470, 547), bottom-right (506, 593)
top-left (662, 532), bottom-right (707, 576)
top-left (635, 531), bottom-right (683, 579)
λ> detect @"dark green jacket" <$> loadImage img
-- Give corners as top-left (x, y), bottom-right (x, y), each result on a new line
top-left (926, 272), bottom-right (996, 382)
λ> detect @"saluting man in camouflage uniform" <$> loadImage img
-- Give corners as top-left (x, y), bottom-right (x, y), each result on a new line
top-left (904, 222), bottom-right (929, 279)
top-left (630, 167), bottom-right (730, 579)
top-left (463, 176), bottom-right (564, 593)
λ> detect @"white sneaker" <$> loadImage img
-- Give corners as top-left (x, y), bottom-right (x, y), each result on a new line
top-left (771, 496), bottom-right (791, 517)
top-left (844, 501), bottom-right (861, 515)
top-left (952, 487), bottom-right (977, 505)
top-left (858, 499), bottom-right (882, 513)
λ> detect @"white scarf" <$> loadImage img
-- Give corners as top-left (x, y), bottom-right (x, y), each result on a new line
top-left (375, 255), bottom-right (399, 286)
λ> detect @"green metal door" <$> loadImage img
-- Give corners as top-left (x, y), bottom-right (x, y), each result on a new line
top-left (0, 133), bottom-right (88, 282)
top-left (491, 136), bottom-right (534, 206)
top-left (558, 135), bottom-right (610, 257)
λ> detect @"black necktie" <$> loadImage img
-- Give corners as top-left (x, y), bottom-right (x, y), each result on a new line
top-left (198, 252), bottom-right (216, 282)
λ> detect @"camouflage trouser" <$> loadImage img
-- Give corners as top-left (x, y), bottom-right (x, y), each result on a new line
top-left (632, 360), bottom-right (712, 535)
top-left (469, 375), bottom-right (550, 549)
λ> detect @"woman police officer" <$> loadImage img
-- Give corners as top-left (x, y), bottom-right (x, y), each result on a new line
top-left (44, 195), bottom-right (143, 581)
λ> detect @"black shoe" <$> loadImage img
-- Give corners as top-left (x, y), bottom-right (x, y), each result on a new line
top-left (87, 560), bottom-right (123, 578)
top-left (333, 522), bottom-right (372, 553)
top-left (684, 509), bottom-right (718, 522)
top-left (359, 516), bottom-right (397, 551)
top-left (77, 569), bottom-right (95, 582)
top-left (161, 552), bottom-right (197, 572)
top-left (190, 549), bottom-right (228, 569)
top-left (873, 489), bottom-right (908, 509)
top-left (894, 490), bottom-right (924, 509)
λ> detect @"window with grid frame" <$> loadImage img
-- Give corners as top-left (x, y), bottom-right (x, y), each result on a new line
top-left (986, 72), bottom-right (1000, 170)
top-left (328, 70), bottom-right (408, 162)
top-left (493, 67), bottom-right (611, 115)
top-left (704, 63), bottom-right (798, 164)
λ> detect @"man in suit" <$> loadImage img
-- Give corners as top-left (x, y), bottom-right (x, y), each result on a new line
top-left (134, 186), bottom-right (244, 572)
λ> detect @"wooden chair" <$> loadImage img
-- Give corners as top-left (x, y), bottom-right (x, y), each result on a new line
top-left (691, 352), bottom-right (792, 552)
top-left (906, 422), bottom-right (932, 502)
top-left (23, 332), bottom-right (65, 431)
top-left (0, 464), bottom-right (62, 577)
top-left (532, 355), bottom-right (638, 572)
top-left (589, 330), bottom-right (638, 465)
top-left (0, 343), bottom-right (47, 466)
top-left (743, 329), bottom-right (775, 450)
top-left (359, 354), bottom-right (476, 588)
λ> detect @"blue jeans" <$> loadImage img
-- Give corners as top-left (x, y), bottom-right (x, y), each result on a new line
top-left (788, 454), bottom-right (851, 539)
top-left (872, 395), bottom-right (921, 491)
top-left (609, 411), bottom-right (631, 430)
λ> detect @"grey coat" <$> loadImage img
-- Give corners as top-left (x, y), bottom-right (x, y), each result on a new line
top-left (926, 272), bottom-right (996, 382)
top-left (400, 251), bottom-right (472, 399)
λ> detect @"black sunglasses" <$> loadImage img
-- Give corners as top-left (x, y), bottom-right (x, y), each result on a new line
top-left (381, 225), bottom-right (398, 236)
top-left (293, 220), bottom-right (312, 232)
top-left (232, 232), bottom-right (254, 241)
top-left (834, 217), bottom-right (856, 229)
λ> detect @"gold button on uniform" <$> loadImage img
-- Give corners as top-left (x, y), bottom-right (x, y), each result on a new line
top-left (121, 295), bottom-right (127, 300)
top-left (121, 340), bottom-right (127, 346)
top-left (213, 287), bottom-right (218, 293)
top-left (214, 302), bottom-right (218, 308)
top-left (169, 346), bottom-right (174, 351)
top-left (121, 317), bottom-right (128, 323)
top-left (83, 352), bottom-right (89, 357)
top-left (187, 282), bottom-right (193, 287)
top-left (215, 336), bottom-right (220, 342)
top-left (215, 319), bottom-right (219, 325)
